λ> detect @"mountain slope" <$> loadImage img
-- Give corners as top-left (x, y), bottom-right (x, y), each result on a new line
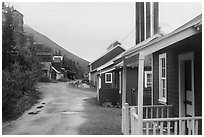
top-left (23, 24), bottom-right (89, 74)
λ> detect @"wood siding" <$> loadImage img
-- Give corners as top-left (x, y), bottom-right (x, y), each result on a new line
top-left (153, 33), bottom-right (202, 118)
top-left (126, 67), bottom-right (152, 106)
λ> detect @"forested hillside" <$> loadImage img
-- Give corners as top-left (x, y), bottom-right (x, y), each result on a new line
top-left (23, 25), bottom-right (90, 75)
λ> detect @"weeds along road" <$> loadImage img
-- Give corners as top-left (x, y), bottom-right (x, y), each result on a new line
top-left (2, 82), bottom-right (96, 135)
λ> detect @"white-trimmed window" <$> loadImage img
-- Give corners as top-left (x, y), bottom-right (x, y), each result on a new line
top-left (145, 71), bottom-right (152, 88)
top-left (159, 53), bottom-right (167, 104)
top-left (105, 73), bottom-right (112, 83)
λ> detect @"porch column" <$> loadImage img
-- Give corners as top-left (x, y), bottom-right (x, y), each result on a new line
top-left (122, 59), bottom-right (127, 107)
top-left (96, 74), bottom-right (99, 101)
top-left (137, 52), bottom-right (145, 134)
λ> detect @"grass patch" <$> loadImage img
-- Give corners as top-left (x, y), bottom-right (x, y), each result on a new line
top-left (79, 98), bottom-right (122, 135)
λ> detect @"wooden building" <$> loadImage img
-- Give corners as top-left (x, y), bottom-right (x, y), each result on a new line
top-left (89, 45), bottom-right (125, 86)
top-left (121, 14), bottom-right (202, 135)
top-left (36, 52), bottom-right (52, 78)
top-left (96, 49), bottom-right (153, 106)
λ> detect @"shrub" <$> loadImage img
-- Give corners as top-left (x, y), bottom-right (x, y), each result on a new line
top-left (38, 75), bottom-right (52, 83)
top-left (57, 77), bottom-right (70, 82)
top-left (2, 69), bottom-right (41, 122)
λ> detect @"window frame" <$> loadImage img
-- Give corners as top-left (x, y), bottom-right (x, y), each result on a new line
top-left (145, 71), bottom-right (152, 88)
top-left (158, 53), bottom-right (167, 104)
top-left (105, 73), bottom-right (112, 83)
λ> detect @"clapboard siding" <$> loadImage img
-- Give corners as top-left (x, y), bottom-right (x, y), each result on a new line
top-left (153, 33), bottom-right (202, 119)
top-left (126, 67), bottom-right (138, 105)
top-left (125, 67), bottom-right (152, 106)
top-left (101, 72), bottom-right (112, 89)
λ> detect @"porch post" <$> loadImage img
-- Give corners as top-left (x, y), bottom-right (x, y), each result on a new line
top-left (96, 74), bottom-right (99, 101)
top-left (122, 59), bottom-right (127, 107)
top-left (137, 52), bottom-right (145, 134)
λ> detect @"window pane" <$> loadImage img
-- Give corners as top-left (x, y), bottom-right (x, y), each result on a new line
top-left (147, 74), bottom-right (151, 78)
top-left (147, 78), bottom-right (151, 82)
top-left (162, 79), bottom-right (165, 88)
top-left (163, 89), bottom-right (165, 98)
top-left (162, 58), bottom-right (165, 68)
top-left (106, 73), bottom-right (112, 82)
top-left (162, 69), bottom-right (165, 77)
top-left (147, 83), bottom-right (151, 87)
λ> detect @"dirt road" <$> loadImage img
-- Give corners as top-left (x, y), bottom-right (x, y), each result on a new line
top-left (2, 82), bottom-right (96, 135)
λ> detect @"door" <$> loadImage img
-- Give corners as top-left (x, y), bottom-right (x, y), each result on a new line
top-left (179, 52), bottom-right (194, 134)
top-left (184, 60), bottom-right (193, 117)
top-left (184, 60), bottom-right (194, 134)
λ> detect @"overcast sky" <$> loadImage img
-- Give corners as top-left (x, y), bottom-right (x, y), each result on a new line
top-left (11, 2), bottom-right (202, 62)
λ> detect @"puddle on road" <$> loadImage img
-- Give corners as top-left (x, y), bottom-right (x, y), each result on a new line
top-left (28, 110), bottom-right (41, 115)
top-left (36, 106), bottom-right (44, 109)
top-left (60, 111), bottom-right (79, 115)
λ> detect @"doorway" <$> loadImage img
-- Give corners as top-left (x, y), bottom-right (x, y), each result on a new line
top-left (178, 52), bottom-right (195, 134)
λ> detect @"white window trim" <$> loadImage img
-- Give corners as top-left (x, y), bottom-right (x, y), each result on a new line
top-left (99, 75), bottom-right (101, 89)
top-left (145, 71), bottom-right (152, 88)
top-left (105, 73), bottom-right (112, 83)
top-left (159, 53), bottom-right (167, 104)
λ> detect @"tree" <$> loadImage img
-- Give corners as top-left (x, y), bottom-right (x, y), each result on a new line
top-left (2, 5), bottom-right (17, 70)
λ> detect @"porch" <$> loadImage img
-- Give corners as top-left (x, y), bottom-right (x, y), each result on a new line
top-left (122, 103), bottom-right (202, 135)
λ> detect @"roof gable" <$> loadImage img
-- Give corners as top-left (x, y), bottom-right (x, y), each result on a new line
top-left (90, 45), bottom-right (125, 71)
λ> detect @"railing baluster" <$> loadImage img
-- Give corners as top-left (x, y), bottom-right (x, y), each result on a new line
top-left (167, 121), bottom-right (171, 135)
top-left (174, 121), bottom-right (178, 135)
top-left (167, 107), bottom-right (169, 118)
top-left (146, 122), bottom-right (149, 135)
top-left (161, 107), bottom-right (164, 118)
top-left (160, 121), bottom-right (163, 135)
top-left (151, 107), bottom-right (153, 118)
top-left (187, 119), bottom-right (191, 135)
top-left (122, 107), bottom-right (124, 133)
top-left (192, 118), bottom-right (195, 135)
top-left (179, 119), bottom-right (182, 135)
top-left (195, 119), bottom-right (198, 135)
top-left (146, 107), bottom-right (148, 119)
top-left (182, 120), bottom-right (185, 135)
top-left (130, 108), bottom-right (134, 135)
top-left (153, 122), bottom-right (156, 135)
top-left (156, 107), bottom-right (159, 118)
top-left (124, 103), bottom-right (129, 135)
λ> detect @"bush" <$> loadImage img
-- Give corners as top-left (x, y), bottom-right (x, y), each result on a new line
top-left (38, 75), bottom-right (52, 83)
top-left (2, 68), bottom-right (41, 122)
top-left (57, 77), bottom-right (70, 82)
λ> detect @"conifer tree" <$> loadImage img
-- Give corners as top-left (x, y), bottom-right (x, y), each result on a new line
top-left (2, 4), bottom-right (16, 70)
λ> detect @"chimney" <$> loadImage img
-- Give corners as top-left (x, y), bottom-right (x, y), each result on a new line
top-left (135, 2), bottom-right (159, 45)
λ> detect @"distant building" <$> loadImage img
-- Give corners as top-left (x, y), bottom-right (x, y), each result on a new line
top-left (51, 56), bottom-right (64, 80)
top-left (52, 56), bottom-right (63, 71)
top-left (36, 52), bottom-right (53, 78)
top-left (12, 8), bottom-right (26, 48)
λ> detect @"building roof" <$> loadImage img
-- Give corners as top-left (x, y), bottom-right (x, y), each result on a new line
top-left (51, 66), bottom-right (61, 74)
top-left (53, 56), bottom-right (63, 61)
top-left (37, 52), bottom-right (53, 56)
top-left (123, 14), bottom-right (202, 58)
top-left (12, 9), bottom-right (24, 17)
top-left (96, 51), bottom-right (124, 72)
top-left (89, 45), bottom-right (125, 65)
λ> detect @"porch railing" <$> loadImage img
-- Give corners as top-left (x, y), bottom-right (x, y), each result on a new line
top-left (122, 103), bottom-right (173, 134)
top-left (143, 116), bottom-right (202, 135)
top-left (122, 103), bottom-right (203, 135)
